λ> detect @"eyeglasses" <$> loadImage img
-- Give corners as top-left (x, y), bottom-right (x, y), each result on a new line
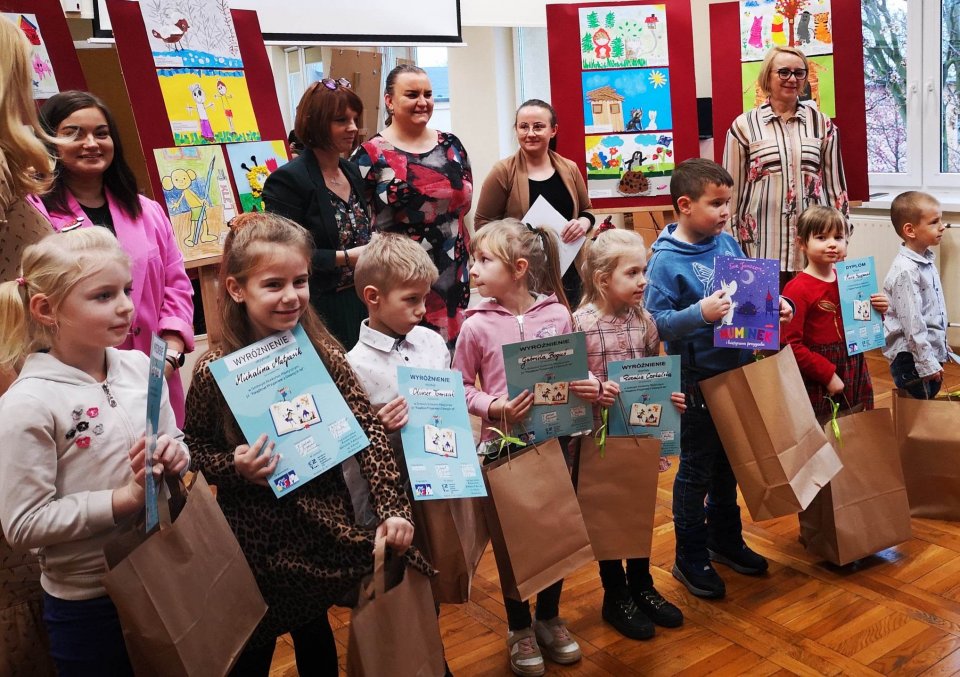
top-left (320, 77), bottom-right (352, 90)
top-left (775, 68), bottom-right (808, 81)
top-left (517, 123), bottom-right (551, 134)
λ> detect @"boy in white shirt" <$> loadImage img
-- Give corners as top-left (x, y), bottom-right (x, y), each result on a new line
top-left (883, 191), bottom-right (950, 399)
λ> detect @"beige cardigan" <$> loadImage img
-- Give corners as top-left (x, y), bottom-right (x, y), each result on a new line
top-left (474, 149), bottom-right (592, 227)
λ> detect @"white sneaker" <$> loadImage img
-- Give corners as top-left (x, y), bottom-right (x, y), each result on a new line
top-left (534, 617), bottom-right (582, 665)
top-left (506, 627), bottom-right (545, 676)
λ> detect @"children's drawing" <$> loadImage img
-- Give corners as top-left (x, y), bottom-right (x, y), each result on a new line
top-left (741, 54), bottom-right (834, 116)
top-left (582, 69), bottom-right (673, 134)
top-left (424, 425), bottom-right (458, 458)
top-left (629, 402), bottom-right (663, 427)
top-left (154, 145), bottom-right (236, 261)
top-left (225, 140), bottom-right (290, 213)
top-left (585, 133), bottom-right (674, 199)
top-left (853, 298), bottom-right (871, 322)
top-left (157, 68), bottom-right (260, 145)
top-left (739, 0), bottom-right (833, 62)
top-left (534, 381), bottom-right (569, 406)
top-left (140, 0), bottom-right (242, 69)
top-left (2, 13), bottom-right (59, 99)
top-left (270, 394), bottom-right (321, 436)
top-left (579, 4), bottom-right (669, 70)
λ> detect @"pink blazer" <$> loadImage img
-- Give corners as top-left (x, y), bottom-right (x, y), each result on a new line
top-left (28, 191), bottom-right (195, 425)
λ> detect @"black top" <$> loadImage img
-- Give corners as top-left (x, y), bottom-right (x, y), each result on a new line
top-left (79, 203), bottom-right (115, 234)
top-left (528, 171), bottom-right (595, 226)
top-left (261, 151), bottom-right (370, 296)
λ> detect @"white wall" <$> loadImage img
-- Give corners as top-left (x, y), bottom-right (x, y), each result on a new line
top-left (448, 26), bottom-right (518, 230)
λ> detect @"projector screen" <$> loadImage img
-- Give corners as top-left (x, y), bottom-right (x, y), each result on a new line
top-left (95, 0), bottom-right (461, 44)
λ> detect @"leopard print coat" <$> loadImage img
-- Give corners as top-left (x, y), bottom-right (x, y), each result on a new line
top-left (184, 339), bottom-right (433, 649)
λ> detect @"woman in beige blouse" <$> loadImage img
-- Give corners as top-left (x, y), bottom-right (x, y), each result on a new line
top-left (723, 46), bottom-right (849, 278)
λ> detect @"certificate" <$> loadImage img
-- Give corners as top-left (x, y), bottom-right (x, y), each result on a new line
top-left (397, 367), bottom-right (487, 500)
top-left (502, 332), bottom-right (593, 442)
top-left (836, 257), bottom-right (884, 356)
top-left (607, 355), bottom-right (681, 455)
top-left (209, 324), bottom-right (369, 498)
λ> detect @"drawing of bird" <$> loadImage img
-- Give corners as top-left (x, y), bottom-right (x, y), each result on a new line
top-left (151, 18), bottom-right (190, 51)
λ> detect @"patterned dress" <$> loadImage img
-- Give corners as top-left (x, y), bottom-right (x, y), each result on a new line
top-left (0, 539), bottom-right (54, 676)
top-left (723, 101), bottom-right (849, 272)
top-left (183, 336), bottom-right (433, 648)
top-left (352, 131), bottom-right (473, 341)
top-left (781, 271), bottom-right (873, 418)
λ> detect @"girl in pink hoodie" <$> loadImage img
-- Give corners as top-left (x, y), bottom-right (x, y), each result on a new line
top-left (453, 218), bottom-right (600, 677)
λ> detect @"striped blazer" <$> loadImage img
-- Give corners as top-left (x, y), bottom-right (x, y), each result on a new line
top-left (723, 101), bottom-right (849, 272)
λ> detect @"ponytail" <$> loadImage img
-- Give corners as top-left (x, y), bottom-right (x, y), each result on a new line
top-left (0, 279), bottom-right (29, 370)
top-left (531, 226), bottom-right (570, 313)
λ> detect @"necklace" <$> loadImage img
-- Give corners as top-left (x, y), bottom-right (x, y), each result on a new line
top-left (323, 170), bottom-right (346, 186)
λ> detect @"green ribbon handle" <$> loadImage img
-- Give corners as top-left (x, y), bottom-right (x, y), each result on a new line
top-left (595, 407), bottom-right (609, 458)
top-left (824, 396), bottom-right (842, 449)
top-left (486, 425), bottom-right (527, 459)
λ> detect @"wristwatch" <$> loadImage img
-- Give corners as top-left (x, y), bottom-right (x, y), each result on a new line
top-left (165, 350), bottom-right (186, 371)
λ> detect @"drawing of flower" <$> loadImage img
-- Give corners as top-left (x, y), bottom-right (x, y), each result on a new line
top-left (76, 436), bottom-right (91, 449)
top-left (86, 407), bottom-right (99, 418)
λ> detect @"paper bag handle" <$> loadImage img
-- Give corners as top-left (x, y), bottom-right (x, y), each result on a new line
top-left (614, 394), bottom-right (652, 452)
top-left (372, 534), bottom-right (388, 598)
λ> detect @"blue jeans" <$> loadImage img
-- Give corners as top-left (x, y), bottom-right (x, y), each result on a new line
top-left (672, 398), bottom-right (743, 566)
top-left (42, 593), bottom-right (133, 676)
top-left (891, 351), bottom-right (943, 399)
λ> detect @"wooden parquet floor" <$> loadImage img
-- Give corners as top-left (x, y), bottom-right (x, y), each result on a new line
top-left (269, 351), bottom-right (960, 676)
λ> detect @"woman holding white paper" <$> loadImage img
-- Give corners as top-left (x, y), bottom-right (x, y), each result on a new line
top-left (475, 99), bottom-right (595, 306)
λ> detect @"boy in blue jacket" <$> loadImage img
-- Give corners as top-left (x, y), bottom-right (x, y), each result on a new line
top-left (644, 158), bottom-right (793, 599)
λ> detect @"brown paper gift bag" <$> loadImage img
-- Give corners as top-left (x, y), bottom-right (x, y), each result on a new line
top-left (699, 345), bottom-right (843, 521)
top-left (346, 536), bottom-right (446, 677)
top-left (799, 408), bottom-right (911, 565)
top-left (411, 496), bottom-right (490, 604)
top-left (103, 473), bottom-right (266, 676)
top-left (576, 434), bottom-right (661, 561)
top-left (482, 438), bottom-right (594, 601)
top-left (893, 390), bottom-right (960, 520)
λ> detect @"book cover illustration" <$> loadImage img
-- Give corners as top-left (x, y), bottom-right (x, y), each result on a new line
top-left (209, 324), bottom-right (369, 498)
top-left (398, 367), bottom-right (486, 501)
top-left (608, 355), bottom-right (681, 455)
top-left (712, 256), bottom-right (781, 350)
top-left (502, 332), bottom-right (593, 442)
top-left (836, 256), bottom-right (884, 356)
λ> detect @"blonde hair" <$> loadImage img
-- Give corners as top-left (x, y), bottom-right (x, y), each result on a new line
top-left (891, 190), bottom-right (940, 238)
top-left (0, 15), bottom-right (54, 214)
top-left (353, 233), bottom-right (439, 296)
top-left (0, 228), bottom-right (130, 369)
top-left (471, 218), bottom-right (570, 311)
top-left (579, 228), bottom-right (649, 311)
top-left (756, 45), bottom-right (810, 98)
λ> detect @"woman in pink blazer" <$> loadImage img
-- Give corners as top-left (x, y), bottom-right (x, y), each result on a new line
top-left (31, 91), bottom-right (194, 424)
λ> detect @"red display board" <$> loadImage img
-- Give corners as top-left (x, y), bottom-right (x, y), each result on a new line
top-left (105, 0), bottom-right (286, 207)
top-left (709, 0), bottom-right (868, 202)
top-left (546, 1), bottom-right (699, 210)
top-left (0, 0), bottom-right (87, 100)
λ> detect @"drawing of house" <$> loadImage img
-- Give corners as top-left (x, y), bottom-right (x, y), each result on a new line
top-left (585, 85), bottom-right (625, 131)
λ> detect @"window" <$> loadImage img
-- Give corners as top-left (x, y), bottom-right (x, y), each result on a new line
top-left (284, 47), bottom-right (324, 124)
top-left (611, 103), bottom-right (621, 114)
top-left (416, 46), bottom-right (451, 132)
top-left (593, 103), bottom-right (603, 114)
top-left (864, 0), bottom-right (960, 193)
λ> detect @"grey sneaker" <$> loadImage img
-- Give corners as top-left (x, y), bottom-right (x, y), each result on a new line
top-left (506, 627), bottom-right (545, 676)
top-left (533, 617), bottom-right (582, 665)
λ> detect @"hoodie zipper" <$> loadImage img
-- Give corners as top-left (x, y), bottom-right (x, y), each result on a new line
top-left (102, 382), bottom-right (118, 407)
top-left (515, 314), bottom-right (525, 341)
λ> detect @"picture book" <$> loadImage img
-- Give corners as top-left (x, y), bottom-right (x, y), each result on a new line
top-left (713, 256), bottom-right (781, 350)
top-left (209, 324), bottom-right (369, 498)
top-left (397, 367), bottom-right (487, 501)
top-left (502, 332), bottom-right (593, 442)
top-left (607, 355), bottom-right (681, 455)
top-left (836, 256), bottom-right (884, 356)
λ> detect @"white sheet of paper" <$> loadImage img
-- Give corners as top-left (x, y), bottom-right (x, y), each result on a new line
top-left (521, 195), bottom-right (587, 275)
top-left (948, 351), bottom-right (960, 366)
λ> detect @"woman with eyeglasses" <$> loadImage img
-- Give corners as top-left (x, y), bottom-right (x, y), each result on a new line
top-left (351, 64), bottom-right (472, 345)
top-left (474, 99), bottom-right (594, 306)
top-left (30, 90), bottom-right (195, 425)
top-left (262, 78), bottom-right (373, 349)
top-left (723, 46), bottom-right (849, 281)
